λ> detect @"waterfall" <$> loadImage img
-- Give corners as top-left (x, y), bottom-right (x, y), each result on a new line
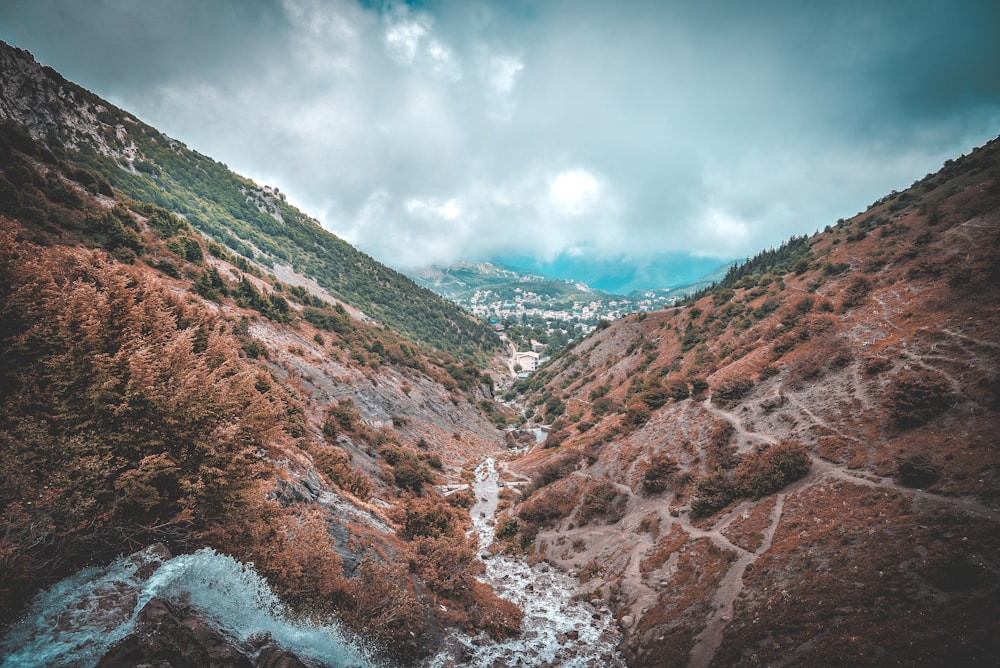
top-left (0, 545), bottom-right (375, 668)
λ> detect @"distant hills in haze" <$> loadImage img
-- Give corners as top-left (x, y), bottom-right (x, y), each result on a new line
top-left (494, 251), bottom-right (735, 296)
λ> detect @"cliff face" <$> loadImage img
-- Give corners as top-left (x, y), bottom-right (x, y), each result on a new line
top-left (501, 138), bottom-right (1000, 666)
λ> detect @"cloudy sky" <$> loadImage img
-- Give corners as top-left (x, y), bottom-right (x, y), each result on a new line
top-left (1, 0), bottom-right (998, 285)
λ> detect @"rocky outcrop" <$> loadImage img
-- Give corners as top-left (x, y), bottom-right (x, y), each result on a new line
top-left (97, 597), bottom-right (311, 668)
top-left (0, 40), bottom-right (140, 159)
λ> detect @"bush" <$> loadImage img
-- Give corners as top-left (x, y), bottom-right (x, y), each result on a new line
top-left (896, 453), bottom-right (940, 488)
top-left (839, 275), bottom-right (872, 309)
top-left (883, 368), bottom-right (954, 428)
top-left (640, 452), bottom-right (679, 495)
top-left (494, 515), bottom-right (520, 541)
top-left (712, 375), bottom-right (754, 408)
top-left (518, 482), bottom-right (576, 527)
top-left (733, 441), bottom-right (811, 499)
top-left (576, 479), bottom-right (627, 525)
top-left (409, 534), bottom-right (480, 598)
top-left (691, 475), bottom-right (737, 518)
top-left (399, 496), bottom-right (460, 540)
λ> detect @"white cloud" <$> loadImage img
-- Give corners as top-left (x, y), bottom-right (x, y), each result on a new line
top-left (383, 9), bottom-right (461, 81)
top-left (548, 168), bottom-right (601, 217)
top-left (12, 0), bottom-right (996, 284)
top-left (487, 54), bottom-right (523, 94)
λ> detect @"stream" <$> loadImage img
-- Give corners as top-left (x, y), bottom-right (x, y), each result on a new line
top-left (1, 453), bottom-right (625, 667)
top-left (0, 546), bottom-right (375, 668)
top-left (426, 457), bottom-right (625, 667)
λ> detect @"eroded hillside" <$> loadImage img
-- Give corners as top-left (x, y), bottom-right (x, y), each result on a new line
top-left (0, 109), bottom-right (519, 663)
top-left (496, 138), bottom-right (1000, 666)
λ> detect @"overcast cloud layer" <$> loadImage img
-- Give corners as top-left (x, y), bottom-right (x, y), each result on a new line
top-left (1, 0), bottom-right (998, 278)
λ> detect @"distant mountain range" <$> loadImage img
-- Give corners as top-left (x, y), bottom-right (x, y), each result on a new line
top-left (494, 252), bottom-right (735, 296)
top-left (410, 257), bottom-right (732, 301)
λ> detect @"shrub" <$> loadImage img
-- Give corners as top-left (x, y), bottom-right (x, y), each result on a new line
top-left (576, 479), bottom-right (627, 525)
top-left (733, 441), bottom-right (811, 499)
top-left (896, 453), bottom-right (940, 488)
top-left (409, 534), bottom-right (480, 598)
top-left (467, 581), bottom-right (523, 639)
top-left (712, 375), bottom-right (754, 408)
top-left (640, 452), bottom-right (679, 495)
top-left (398, 496), bottom-right (460, 540)
top-left (839, 275), bottom-right (872, 309)
top-left (518, 483), bottom-right (576, 526)
top-left (494, 515), bottom-right (520, 541)
top-left (690, 475), bottom-right (737, 518)
top-left (667, 379), bottom-right (690, 400)
top-left (882, 368), bottom-right (954, 428)
top-left (312, 445), bottom-right (373, 500)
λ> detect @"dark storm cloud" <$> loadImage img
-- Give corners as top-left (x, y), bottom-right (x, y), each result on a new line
top-left (1, 0), bottom-right (997, 273)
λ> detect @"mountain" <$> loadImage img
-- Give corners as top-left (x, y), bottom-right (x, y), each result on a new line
top-left (0, 40), bottom-right (522, 664)
top-left (497, 137), bottom-right (1000, 666)
top-left (3, 36), bottom-right (999, 668)
top-left (0, 41), bottom-right (498, 361)
top-left (409, 260), bottom-right (684, 349)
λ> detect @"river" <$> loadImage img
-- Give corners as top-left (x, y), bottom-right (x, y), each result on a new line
top-left (425, 457), bottom-right (625, 667)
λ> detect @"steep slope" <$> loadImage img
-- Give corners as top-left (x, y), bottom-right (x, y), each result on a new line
top-left (498, 137), bottom-right (1000, 666)
top-left (0, 45), bottom-right (520, 664)
top-left (0, 40), bottom-right (499, 360)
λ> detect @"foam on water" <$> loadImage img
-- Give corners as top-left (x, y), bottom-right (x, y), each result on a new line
top-left (0, 546), bottom-right (375, 668)
top-left (426, 458), bottom-right (625, 667)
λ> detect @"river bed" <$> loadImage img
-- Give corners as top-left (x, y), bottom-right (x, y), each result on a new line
top-left (425, 457), bottom-right (625, 667)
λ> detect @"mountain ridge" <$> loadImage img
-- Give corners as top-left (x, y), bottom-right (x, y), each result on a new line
top-left (496, 134), bottom-right (1000, 666)
top-left (0, 39), bottom-right (498, 361)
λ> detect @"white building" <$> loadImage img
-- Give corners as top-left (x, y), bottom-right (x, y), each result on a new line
top-left (513, 350), bottom-right (540, 372)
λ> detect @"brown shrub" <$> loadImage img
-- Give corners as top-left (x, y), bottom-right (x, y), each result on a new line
top-left (517, 480), bottom-right (577, 527)
top-left (409, 534), bottom-right (481, 598)
top-left (640, 452), bottom-right (679, 495)
top-left (340, 557), bottom-right (423, 653)
top-left (882, 367), bottom-right (954, 428)
top-left (467, 581), bottom-right (523, 640)
top-left (398, 495), bottom-right (462, 540)
top-left (576, 478), bottom-right (627, 525)
top-left (311, 445), bottom-right (373, 500)
top-left (712, 375), bottom-right (754, 408)
top-left (706, 420), bottom-right (738, 471)
top-left (732, 440), bottom-right (811, 499)
top-left (839, 274), bottom-right (872, 310)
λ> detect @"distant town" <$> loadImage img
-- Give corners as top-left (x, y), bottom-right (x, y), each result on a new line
top-left (464, 287), bottom-right (680, 376)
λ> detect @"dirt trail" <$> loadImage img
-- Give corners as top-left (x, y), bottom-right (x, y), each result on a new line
top-left (808, 455), bottom-right (998, 522)
top-left (700, 400), bottom-right (779, 449)
top-left (687, 494), bottom-right (788, 668)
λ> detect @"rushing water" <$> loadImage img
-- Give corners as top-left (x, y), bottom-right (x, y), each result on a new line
top-left (0, 546), bottom-right (375, 668)
top-left (426, 457), bottom-right (625, 667)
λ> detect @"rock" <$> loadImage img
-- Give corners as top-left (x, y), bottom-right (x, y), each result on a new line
top-left (566, 630), bottom-right (580, 640)
top-left (96, 598), bottom-right (253, 668)
top-left (620, 615), bottom-right (634, 629)
top-left (97, 597), bottom-right (309, 668)
top-left (256, 643), bottom-right (309, 668)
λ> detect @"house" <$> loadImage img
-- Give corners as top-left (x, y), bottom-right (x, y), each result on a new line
top-left (513, 350), bottom-right (540, 372)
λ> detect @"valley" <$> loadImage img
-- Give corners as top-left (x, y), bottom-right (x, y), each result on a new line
top-left (0, 36), bottom-right (998, 668)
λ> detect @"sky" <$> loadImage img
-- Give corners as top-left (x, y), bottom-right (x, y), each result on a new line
top-left (1, 0), bottom-right (998, 288)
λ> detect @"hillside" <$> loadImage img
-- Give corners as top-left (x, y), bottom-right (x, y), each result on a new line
top-left (0, 40), bottom-right (498, 361)
top-left (410, 260), bottom-right (677, 351)
top-left (0, 43), bottom-right (524, 664)
top-left (497, 137), bottom-right (1000, 666)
